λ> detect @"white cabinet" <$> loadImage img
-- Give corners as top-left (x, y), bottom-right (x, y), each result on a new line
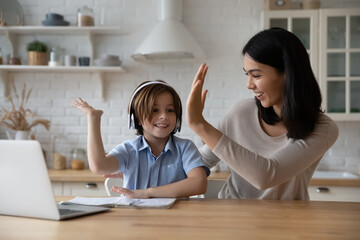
top-left (309, 186), bottom-right (360, 202)
top-left (262, 10), bottom-right (319, 77)
top-left (319, 9), bottom-right (360, 121)
top-left (0, 26), bottom-right (127, 101)
top-left (52, 181), bottom-right (107, 197)
top-left (263, 8), bottom-right (360, 121)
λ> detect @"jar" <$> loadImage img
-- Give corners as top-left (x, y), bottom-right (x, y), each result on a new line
top-left (53, 135), bottom-right (69, 170)
top-left (49, 46), bottom-right (64, 66)
top-left (71, 148), bottom-right (86, 170)
top-left (77, 6), bottom-right (94, 27)
top-left (0, 47), bottom-right (3, 64)
top-left (7, 54), bottom-right (21, 65)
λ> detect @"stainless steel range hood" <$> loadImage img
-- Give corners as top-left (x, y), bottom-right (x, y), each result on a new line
top-left (131, 0), bottom-right (206, 61)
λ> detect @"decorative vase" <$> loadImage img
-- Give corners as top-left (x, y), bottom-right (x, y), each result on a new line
top-left (27, 51), bottom-right (47, 65)
top-left (14, 130), bottom-right (30, 140)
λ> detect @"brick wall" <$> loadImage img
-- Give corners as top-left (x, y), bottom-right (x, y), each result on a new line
top-left (0, 0), bottom-right (359, 173)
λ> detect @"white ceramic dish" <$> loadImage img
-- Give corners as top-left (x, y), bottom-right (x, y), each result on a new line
top-left (94, 58), bottom-right (121, 67)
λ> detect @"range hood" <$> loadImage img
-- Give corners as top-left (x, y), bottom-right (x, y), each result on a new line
top-left (132, 0), bottom-right (205, 60)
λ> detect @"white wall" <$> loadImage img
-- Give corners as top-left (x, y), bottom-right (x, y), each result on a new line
top-left (1, 0), bottom-right (359, 173)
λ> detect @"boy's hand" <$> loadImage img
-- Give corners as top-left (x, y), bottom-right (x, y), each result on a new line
top-left (111, 186), bottom-right (150, 199)
top-left (72, 98), bottom-right (103, 118)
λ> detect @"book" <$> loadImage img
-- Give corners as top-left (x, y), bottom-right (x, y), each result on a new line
top-left (60, 196), bottom-right (176, 209)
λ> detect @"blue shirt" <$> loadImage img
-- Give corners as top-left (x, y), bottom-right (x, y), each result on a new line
top-left (108, 135), bottom-right (209, 190)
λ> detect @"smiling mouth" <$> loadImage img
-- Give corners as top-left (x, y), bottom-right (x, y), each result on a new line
top-left (255, 92), bottom-right (264, 98)
top-left (155, 123), bottom-right (169, 128)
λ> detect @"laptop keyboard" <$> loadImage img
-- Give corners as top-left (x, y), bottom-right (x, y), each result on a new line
top-left (59, 208), bottom-right (84, 216)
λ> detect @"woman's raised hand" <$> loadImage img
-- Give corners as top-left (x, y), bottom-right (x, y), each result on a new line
top-left (186, 63), bottom-right (209, 129)
top-left (71, 98), bottom-right (103, 118)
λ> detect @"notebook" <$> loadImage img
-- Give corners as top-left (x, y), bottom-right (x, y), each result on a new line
top-left (60, 196), bottom-right (176, 209)
top-left (0, 140), bottom-right (110, 220)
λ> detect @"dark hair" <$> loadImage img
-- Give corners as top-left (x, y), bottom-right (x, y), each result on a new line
top-left (242, 28), bottom-right (322, 139)
top-left (129, 80), bottom-right (182, 135)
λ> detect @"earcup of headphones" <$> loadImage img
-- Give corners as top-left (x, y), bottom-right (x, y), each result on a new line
top-left (128, 112), bottom-right (136, 129)
top-left (175, 119), bottom-right (181, 132)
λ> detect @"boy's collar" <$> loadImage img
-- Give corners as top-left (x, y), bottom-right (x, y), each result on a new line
top-left (138, 135), bottom-right (175, 154)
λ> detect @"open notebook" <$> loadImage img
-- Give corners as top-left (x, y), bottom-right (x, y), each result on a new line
top-left (0, 140), bottom-right (110, 220)
top-left (61, 196), bottom-right (176, 209)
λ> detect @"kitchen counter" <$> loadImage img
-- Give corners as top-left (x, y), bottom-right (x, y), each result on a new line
top-left (1, 197), bottom-right (359, 239)
top-left (48, 169), bottom-right (360, 187)
top-left (48, 169), bottom-right (106, 182)
top-left (209, 171), bottom-right (360, 187)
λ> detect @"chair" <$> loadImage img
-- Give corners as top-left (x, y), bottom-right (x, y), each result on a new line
top-left (104, 178), bottom-right (225, 198)
top-left (203, 180), bottom-right (225, 198)
top-left (104, 178), bottom-right (123, 196)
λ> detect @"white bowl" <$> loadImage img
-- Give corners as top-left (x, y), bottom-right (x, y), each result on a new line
top-left (94, 58), bottom-right (121, 67)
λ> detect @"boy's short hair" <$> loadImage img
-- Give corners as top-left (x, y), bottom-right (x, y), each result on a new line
top-left (129, 80), bottom-right (182, 135)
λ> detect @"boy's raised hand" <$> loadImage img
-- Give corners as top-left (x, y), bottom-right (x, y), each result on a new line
top-left (71, 98), bottom-right (103, 118)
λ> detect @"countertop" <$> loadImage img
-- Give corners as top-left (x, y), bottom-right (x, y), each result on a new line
top-left (1, 197), bottom-right (359, 239)
top-left (48, 169), bottom-right (360, 187)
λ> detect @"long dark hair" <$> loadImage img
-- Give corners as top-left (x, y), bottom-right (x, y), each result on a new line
top-left (242, 28), bottom-right (322, 139)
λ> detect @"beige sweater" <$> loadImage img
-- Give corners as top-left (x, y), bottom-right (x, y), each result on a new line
top-left (200, 98), bottom-right (339, 200)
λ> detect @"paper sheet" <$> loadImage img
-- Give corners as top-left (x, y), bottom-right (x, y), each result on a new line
top-left (61, 196), bottom-right (176, 208)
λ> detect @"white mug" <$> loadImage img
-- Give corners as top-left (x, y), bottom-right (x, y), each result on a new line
top-left (65, 55), bottom-right (76, 66)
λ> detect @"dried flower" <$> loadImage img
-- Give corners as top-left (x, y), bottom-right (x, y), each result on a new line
top-left (0, 79), bottom-right (50, 131)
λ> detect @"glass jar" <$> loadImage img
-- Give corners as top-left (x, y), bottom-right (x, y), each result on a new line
top-left (49, 46), bottom-right (64, 66)
top-left (0, 47), bottom-right (3, 64)
top-left (53, 135), bottom-right (69, 170)
top-left (71, 148), bottom-right (86, 170)
top-left (7, 54), bottom-right (21, 65)
top-left (77, 6), bottom-right (94, 27)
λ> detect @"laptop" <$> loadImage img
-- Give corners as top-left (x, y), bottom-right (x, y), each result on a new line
top-left (0, 140), bottom-right (110, 220)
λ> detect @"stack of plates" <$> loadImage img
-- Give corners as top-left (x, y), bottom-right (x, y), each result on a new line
top-left (94, 54), bottom-right (122, 67)
top-left (42, 13), bottom-right (69, 26)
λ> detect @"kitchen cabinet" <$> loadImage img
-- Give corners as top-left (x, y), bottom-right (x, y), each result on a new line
top-left (48, 169), bottom-right (107, 196)
top-left (209, 171), bottom-right (360, 202)
top-left (309, 186), bottom-right (360, 202)
top-left (52, 181), bottom-right (107, 196)
top-left (0, 26), bottom-right (127, 101)
top-left (263, 8), bottom-right (360, 121)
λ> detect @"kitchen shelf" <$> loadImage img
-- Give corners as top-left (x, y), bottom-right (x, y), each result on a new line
top-left (0, 26), bottom-right (127, 58)
top-left (0, 26), bottom-right (126, 35)
top-left (0, 65), bottom-right (125, 72)
top-left (0, 65), bottom-right (126, 101)
top-left (0, 26), bottom-right (128, 101)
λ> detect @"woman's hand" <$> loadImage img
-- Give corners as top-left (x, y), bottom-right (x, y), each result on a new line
top-left (72, 98), bottom-right (103, 118)
top-left (111, 186), bottom-right (150, 199)
top-left (186, 63), bottom-right (223, 149)
top-left (186, 63), bottom-right (209, 129)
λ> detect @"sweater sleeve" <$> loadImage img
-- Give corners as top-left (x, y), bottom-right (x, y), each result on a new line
top-left (212, 114), bottom-right (339, 190)
top-left (199, 144), bottom-right (221, 169)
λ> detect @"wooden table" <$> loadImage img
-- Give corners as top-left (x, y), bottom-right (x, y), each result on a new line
top-left (0, 198), bottom-right (359, 239)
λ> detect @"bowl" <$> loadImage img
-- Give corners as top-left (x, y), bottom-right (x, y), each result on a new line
top-left (94, 58), bottom-right (121, 67)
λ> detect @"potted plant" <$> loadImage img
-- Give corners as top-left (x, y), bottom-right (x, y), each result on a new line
top-left (27, 40), bottom-right (48, 65)
top-left (0, 79), bottom-right (50, 139)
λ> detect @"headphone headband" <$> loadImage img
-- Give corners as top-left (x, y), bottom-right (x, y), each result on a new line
top-left (128, 81), bottom-right (176, 130)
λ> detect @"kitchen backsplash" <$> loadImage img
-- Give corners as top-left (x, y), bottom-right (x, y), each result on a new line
top-left (0, 0), bottom-right (359, 173)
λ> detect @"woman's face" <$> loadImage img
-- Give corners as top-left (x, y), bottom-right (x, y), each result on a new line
top-left (243, 54), bottom-right (285, 116)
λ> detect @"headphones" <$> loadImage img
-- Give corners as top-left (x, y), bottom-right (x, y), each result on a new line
top-left (128, 81), bottom-right (181, 133)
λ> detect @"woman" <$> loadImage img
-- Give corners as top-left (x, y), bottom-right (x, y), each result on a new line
top-left (186, 28), bottom-right (339, 200)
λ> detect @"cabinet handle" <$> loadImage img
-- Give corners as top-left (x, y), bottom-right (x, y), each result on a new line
top-left (85, 183), bottom-right (98, 189)
top-left (316, 187), bottom-right (329, 193)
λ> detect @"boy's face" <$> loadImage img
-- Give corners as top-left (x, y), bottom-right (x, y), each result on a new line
top-left (140, 91), bottom-right (177, 142)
